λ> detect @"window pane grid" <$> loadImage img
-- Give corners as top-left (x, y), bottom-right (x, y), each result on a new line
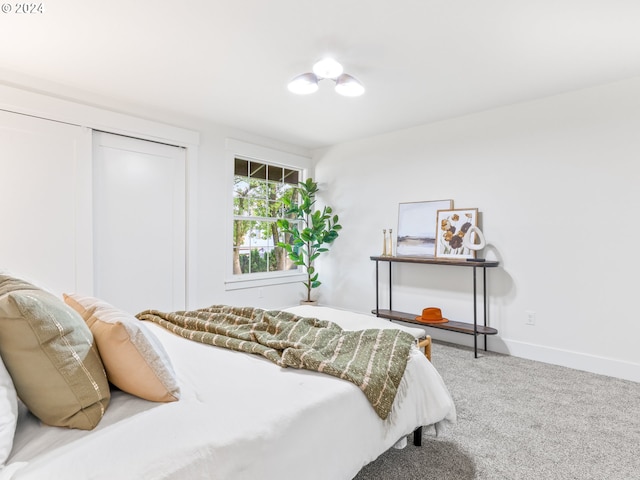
top-left (233, 158), bottom-right (301, 276)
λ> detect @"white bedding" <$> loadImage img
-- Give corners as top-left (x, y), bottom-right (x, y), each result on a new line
top-left (2, 306), bottom-right (455, 480)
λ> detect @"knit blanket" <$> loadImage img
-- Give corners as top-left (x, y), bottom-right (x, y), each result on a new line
top-left (136, 305), bottom-right (415, 419)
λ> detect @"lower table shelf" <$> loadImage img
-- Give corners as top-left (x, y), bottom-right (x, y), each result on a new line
top-left (372, 309), bottom-right (499, 336)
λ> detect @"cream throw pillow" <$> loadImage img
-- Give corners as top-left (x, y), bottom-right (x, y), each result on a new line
top-left (0, 275), bottom-right (110, 430)
top-left (63, 294), bottom-right (180, 403)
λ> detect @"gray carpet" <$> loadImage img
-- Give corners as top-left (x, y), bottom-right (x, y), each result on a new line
top-left (354, 341), bottom-right (640, 480)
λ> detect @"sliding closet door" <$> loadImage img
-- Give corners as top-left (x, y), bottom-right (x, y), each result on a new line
top-left (92, 132), bottom-right (186, 314)
top-left (0, 110), bottom-right (92, 294)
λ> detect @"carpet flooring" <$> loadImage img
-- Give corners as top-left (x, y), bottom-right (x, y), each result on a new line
top-left (354, 341), bottom-right (640, 480)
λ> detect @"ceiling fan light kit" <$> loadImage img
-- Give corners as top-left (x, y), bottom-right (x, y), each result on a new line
top-left (288, 58), bottom-right (364, 97)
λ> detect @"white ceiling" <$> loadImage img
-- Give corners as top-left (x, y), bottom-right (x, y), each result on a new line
top-left (2, 0), bottom-right (640, 149)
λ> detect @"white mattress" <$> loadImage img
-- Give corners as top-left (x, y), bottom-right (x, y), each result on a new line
top-left (2, 306), bottom-right (455, 480)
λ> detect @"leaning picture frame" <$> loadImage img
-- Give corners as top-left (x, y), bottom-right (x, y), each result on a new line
top-left (435, 208), bottom-right (479, 259)
top-left (396, 200), bottom-right (453, 257)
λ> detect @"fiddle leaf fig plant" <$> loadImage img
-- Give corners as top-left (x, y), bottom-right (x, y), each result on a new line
top-left (277, 178), bottom-right (341, 303)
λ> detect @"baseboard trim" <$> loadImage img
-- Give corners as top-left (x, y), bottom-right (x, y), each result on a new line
top-left (501, 339), bottom-right (640, 383)
top-left (395, 324), bottom-right (640, 383)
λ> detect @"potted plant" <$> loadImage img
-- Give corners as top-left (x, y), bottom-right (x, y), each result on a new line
top-left (277, 178), bottom-right (341, 304)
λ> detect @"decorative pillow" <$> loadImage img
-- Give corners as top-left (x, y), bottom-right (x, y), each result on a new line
top-left (0, 274), bottom-right (110, 430)
top-left (63, 294), bottom-right (180, 403)
top-left (0, 354), bottom-right (18, 466)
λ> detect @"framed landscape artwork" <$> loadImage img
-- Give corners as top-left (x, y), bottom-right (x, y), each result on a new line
top-left (396, 200), bottom-right (453, 257)
top-left (435, 208), bottom-right (478, 259)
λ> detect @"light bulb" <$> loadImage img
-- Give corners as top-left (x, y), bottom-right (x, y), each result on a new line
top-left (287, 73), bottom-right (319, 95)
top-left (334, 73), bottom-right (365, 97)
top-left (312, 58), bottom-right (344, 79)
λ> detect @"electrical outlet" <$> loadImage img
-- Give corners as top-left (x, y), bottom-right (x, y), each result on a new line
top-left (525, 310), bottom-right (536, 326)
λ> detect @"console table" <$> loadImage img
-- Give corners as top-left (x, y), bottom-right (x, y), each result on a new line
top-left (370, 255), bottom-right (499, 358)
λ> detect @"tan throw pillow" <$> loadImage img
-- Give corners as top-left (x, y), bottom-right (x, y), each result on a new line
top-left (63, 294), bottom-right (180, 403)
top-left (0, 275), bottom-right (110, 430)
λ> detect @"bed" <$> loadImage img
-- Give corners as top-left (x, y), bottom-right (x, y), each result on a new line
top-left (0, 275), bottom-right (456, 480)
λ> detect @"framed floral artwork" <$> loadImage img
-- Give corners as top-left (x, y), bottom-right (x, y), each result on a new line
top-left (435, 208), bottom-right (478, 259)
top-left (396, 199), bottom-right (453, 257)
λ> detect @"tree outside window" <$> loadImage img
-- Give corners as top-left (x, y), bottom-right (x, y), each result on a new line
top-left (233, 158), bottom-right (300, 275)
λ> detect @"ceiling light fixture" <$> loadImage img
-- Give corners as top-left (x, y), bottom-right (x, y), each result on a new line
top-left (334, 73), bottom-right (365, 97)
top-left (312, 58), bottom-right (344, 79)
top-left (288, 58), bottom-right (364, 97)
top-left (287, 73), bottom-right (319, 95)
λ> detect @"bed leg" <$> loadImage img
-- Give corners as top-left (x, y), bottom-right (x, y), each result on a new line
top-left (413, 426), bottom-right (423, 446)
top-left (416, 335), bottom-right (432, 362)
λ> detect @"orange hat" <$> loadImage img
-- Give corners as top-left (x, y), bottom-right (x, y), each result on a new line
top-left (415, 307), bottom-right (449, 324)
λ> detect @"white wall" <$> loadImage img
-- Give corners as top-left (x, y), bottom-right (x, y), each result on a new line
top-left (313, 77), bottom-right (640, 382)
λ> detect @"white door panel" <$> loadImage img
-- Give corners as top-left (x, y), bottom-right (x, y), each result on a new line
top-left (0, 110), bottom-right (91, 295)
top-left (93, 132), bottom-right (185, 314)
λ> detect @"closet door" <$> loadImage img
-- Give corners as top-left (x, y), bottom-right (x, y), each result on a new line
top-left (92, 132), bottom-right (186, 314)
top-left (0, 110), bottom-right (92, 294)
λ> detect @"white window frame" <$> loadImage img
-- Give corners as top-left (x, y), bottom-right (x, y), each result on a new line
top-left (224, 138), bottom-right (312, 291)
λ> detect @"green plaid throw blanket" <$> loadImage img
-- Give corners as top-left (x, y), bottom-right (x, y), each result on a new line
top-left (136, 305), bottom-right (415, 419)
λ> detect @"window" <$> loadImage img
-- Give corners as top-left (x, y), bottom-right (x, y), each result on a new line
top-left (232, 157), bottom-right (301, 277)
